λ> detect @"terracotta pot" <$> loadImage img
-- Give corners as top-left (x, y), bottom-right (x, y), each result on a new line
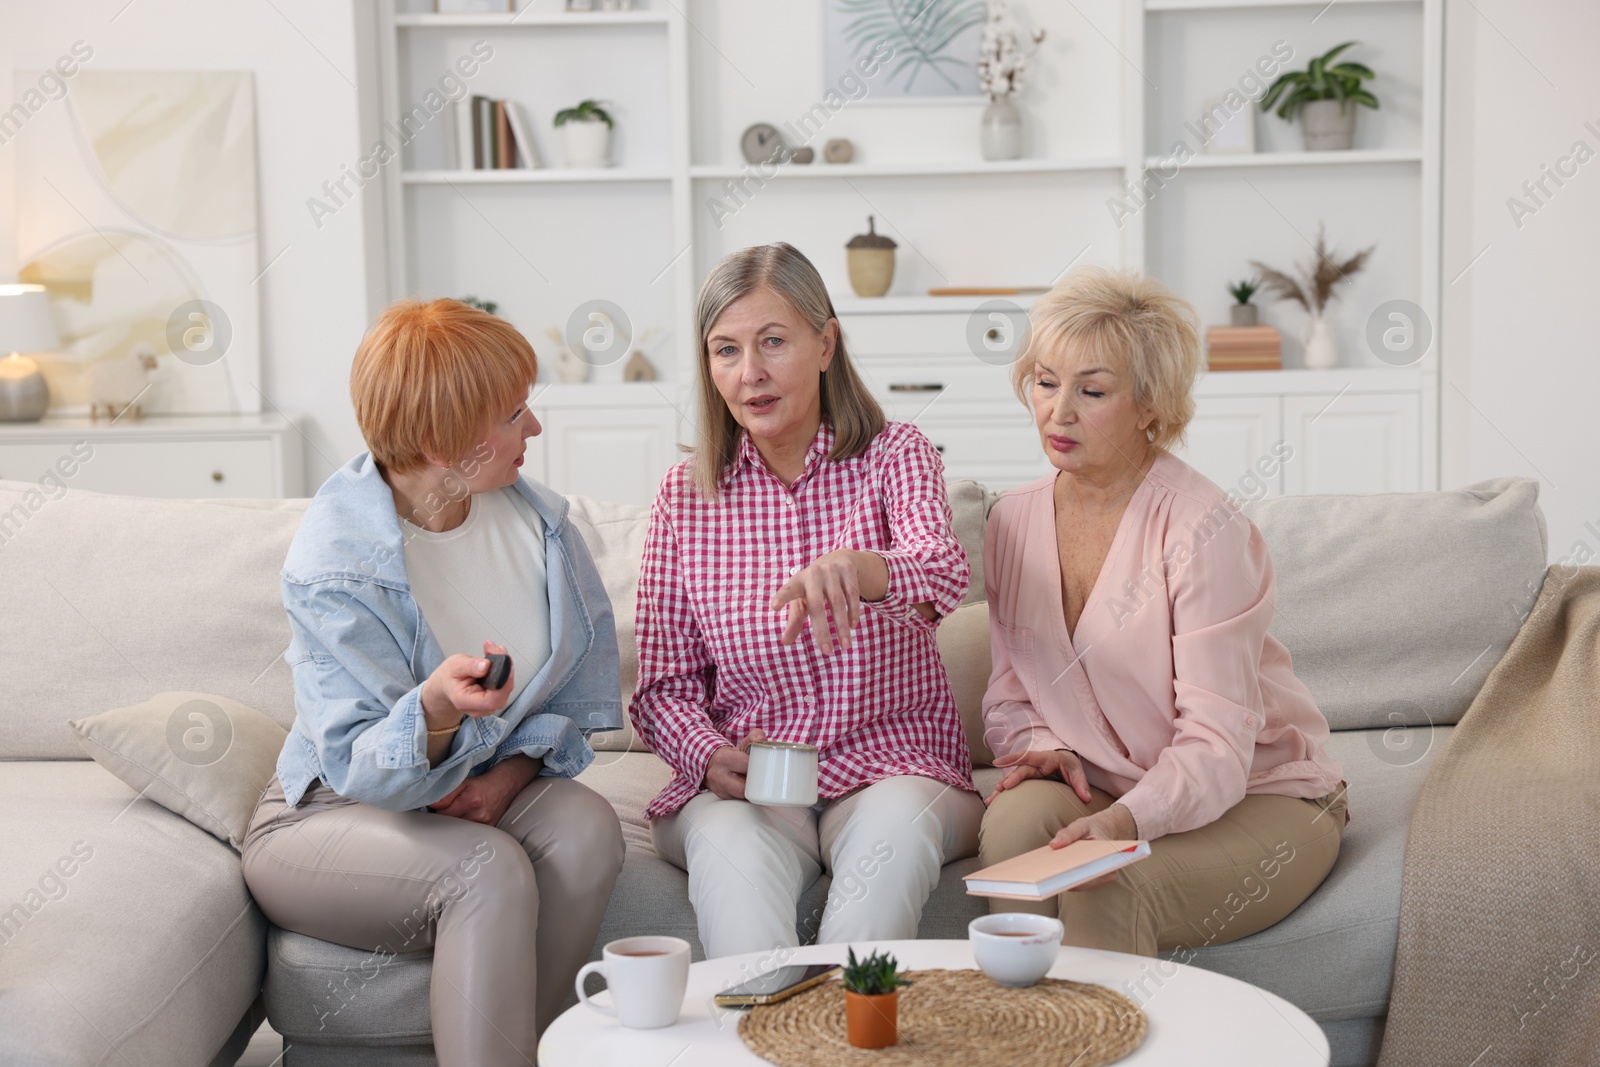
top-left (845, 989), bottom-right (898, 1049)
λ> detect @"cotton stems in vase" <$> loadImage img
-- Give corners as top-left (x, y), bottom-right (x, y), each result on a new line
top-left (977, 0), bottom-right (1045, 162)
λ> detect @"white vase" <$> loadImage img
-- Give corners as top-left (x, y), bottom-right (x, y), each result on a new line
top-left (561, 120), bottom-right (611, 168)
top-left (1303, 315), bottom-right (1339, 369)
top-left (980, 97), bottom-right (1022, 161)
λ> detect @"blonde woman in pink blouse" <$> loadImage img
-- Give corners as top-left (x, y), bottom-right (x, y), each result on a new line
top-left (630, 243), bottom-right (983, 959)
top-left (980, 266), bottom-right (1348, 957)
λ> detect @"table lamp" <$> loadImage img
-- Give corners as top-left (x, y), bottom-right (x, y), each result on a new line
top-left (0, 284), bottom-right (59, 422)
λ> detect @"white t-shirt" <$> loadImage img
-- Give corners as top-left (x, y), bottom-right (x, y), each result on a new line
top-left (400, 486), bottom-right (551, 708)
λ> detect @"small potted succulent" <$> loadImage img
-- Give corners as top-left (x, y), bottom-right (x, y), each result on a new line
top-left (1227, 278), bottom-right (1260, 327)
top-left (554, 99), bottom-right (614, 168)
top-left (1259, 41), bottom-right (1378, 151)
top-left (841, 947), bottom-right (912, 1049)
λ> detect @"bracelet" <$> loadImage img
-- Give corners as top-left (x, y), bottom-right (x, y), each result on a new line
top-left (426, 718), bottom-right (464, 737)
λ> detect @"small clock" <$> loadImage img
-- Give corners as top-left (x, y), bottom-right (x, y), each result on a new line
top-left (740, 123), bottom-right (786, 166)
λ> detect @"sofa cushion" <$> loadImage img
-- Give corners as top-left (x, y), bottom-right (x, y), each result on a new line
top-left (576, 749), bottom-right (675, 854)
top-left (565, 494), bottom-right (652, 754)
top-left (265, 925), bottom-right (434, 1047)
top-left (0, 760), bottom-right (265, 1066)
top-left (1242, 478), bottom-right (1544, 730)
top-left (69, 691), bottom-right (287, 849)
top-left (0, 481), bottom-right (307, 759)
top-left (937, 601), bottom-right (994, 767)
top-left (1182, 726), bottom-right (1452, 1022)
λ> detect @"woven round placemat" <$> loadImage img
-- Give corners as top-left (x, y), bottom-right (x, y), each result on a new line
top-left (737, 969), bottom-right (1147, 1067)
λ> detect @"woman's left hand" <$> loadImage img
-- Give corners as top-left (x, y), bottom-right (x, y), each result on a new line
top-left (770, 550), bottom-right (866, 655)
top-left (430, 755), bottom-right (541, 825)
top-left (1050, 802), bottom-right (1140, 892)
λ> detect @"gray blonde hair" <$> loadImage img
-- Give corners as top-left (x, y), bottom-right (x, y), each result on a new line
top-left (1012, 265), bottom-right (1202, 452)
top-left (691, 243), bottom-right (884, 499)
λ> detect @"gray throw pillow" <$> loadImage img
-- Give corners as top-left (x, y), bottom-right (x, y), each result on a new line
top-left (69, 691), bottom-right (287, 850)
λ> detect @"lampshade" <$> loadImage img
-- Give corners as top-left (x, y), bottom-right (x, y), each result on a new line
top-left (0, 284), bottom-right (62, 355)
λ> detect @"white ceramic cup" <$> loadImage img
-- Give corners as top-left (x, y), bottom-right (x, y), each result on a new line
top-left (969, 913), bottom-right (1065, 987)
top-left (574, 936), bottom-right (690, 1029)
top-left (744, 740), bottom-right (819, 807)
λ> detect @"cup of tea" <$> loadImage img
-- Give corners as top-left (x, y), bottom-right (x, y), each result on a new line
top-left (968, 913), bottom-right (1064, 987)
top-left (574, 936), bottom-right (691, 1028)
top-left (744, 740), bottom-right (819, 807)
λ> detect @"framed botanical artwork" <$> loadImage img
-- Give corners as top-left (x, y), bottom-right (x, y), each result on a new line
top-left (1202, 96), bottom-right (1256, 154)
top-left (435, 0), bottom-right (512, 12)
top-left (823, 0), bottom-right (986, 103)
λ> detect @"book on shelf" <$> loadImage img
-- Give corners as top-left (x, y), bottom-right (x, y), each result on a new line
top-left (453, 98), bottom-right (474, 173)
top-left (504, 101), bottom-right (541, 168)
top-left (1206, 324), bottom-right (1282, 371)
top-left (471, 95), bottom-right (493, 169)
top-left (457, 96), bottom-right (541, 171)
top-left (964, 839), bottom-right (1151, 900)
top-left (1208, 355), bottom-right (1283, 371)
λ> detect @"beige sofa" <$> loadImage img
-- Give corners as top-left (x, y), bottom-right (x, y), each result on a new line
top-left (0, 473), bottom-right (1548, 1067)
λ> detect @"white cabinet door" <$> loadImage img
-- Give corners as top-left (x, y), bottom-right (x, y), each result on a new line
top-left (1174, 396), bottom-right (1283, 497)
top-left (535, 406), bottom-right (679, 506)
top-left (1282, 392), bottom-right (1421, 495)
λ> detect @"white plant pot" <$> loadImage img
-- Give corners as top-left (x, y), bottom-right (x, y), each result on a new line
top-left (562, 120), bottom-right (611, 168)
top-left (1299, 99), bottom-right (1357, 151)
top-left (1303, 315), bottom-right (1339, 369)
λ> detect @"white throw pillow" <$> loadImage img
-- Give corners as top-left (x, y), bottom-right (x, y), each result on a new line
top-left (69, 690), bottom-right (287, 850)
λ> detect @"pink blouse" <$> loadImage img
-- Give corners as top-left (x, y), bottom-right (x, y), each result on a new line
top-left (982, 452), bottom-right (1344, 841)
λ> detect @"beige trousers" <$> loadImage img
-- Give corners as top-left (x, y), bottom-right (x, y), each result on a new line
top-left (653, 775), bottom-right (984, 960)
top-left (978, 779), bottom-right (1347, 957)
top-left (240, 773), bottom-right (623, 1066)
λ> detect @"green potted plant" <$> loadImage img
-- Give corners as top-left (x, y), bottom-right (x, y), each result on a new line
top-left (554, 99), bottom-right (614, 168)
top-left (1227, 277), bottom-right (1260, 327)
top-left (1259, 41), bottom-right (1378, 151)
top-left (841, 947), bottom-right (912, 1049)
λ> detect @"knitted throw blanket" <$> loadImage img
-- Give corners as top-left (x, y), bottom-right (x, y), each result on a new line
top-left (1379, 567), bottom-right (1600, 1066)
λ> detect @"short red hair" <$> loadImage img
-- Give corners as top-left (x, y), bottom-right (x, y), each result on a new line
top-left (350, 299), bottom-right (538, 474)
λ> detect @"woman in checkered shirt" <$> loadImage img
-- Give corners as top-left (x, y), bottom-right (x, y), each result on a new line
top-left (629, 243), bottom-right (984, 959)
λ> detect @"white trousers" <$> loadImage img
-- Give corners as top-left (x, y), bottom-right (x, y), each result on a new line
top-left (652, 775), bottom-right (983, 960)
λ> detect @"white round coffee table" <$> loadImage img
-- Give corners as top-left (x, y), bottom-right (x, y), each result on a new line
top-left (539, 938), bottom-right (1329, 1066)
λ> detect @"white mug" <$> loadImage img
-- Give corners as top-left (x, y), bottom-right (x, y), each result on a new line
top-left (969, 913), bottom-right (1064, 987)
top-left (744, 740), bottom-right (819, 807)
top-left (574, 936), bottom-right (691, 1029)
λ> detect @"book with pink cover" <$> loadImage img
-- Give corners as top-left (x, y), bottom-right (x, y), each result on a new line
top-left (964, 839), bottom-right (1151, 900)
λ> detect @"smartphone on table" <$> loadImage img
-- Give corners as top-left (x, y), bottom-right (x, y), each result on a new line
top-left (713, 963), bottom-right (841, 1007)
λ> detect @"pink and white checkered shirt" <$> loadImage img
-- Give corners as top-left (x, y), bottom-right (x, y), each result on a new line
top-left (630, 419), bottom-right (977, 819)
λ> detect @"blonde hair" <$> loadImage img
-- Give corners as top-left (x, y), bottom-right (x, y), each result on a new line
top-left (691, 243), bottom-right (884, 499)
top-left (1012, 266), bottom-right (1201, 452)
top-left (350, 299), bottom-right (538, 474)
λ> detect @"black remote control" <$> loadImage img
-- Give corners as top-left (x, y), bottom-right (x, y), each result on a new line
top-left (476, 652), bottom-right (511, 690)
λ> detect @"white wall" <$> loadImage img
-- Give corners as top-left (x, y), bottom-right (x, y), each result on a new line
top-left (0, 0), bottom-right (377, 493)
top-left (8, 0), bottom-right (1597, 530)
top-left (1441, 0), bottom-right (1600, 563)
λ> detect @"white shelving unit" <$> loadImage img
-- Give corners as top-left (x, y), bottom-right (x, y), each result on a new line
top-left (367, 0), bottom-right (1442, 502)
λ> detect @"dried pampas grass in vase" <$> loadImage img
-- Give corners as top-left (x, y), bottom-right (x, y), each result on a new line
top-left (1250, 224), bottom-right (1374, 369)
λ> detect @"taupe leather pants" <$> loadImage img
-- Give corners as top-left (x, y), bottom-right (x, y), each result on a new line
top-left (241, 772), bottom-right (623, 1065)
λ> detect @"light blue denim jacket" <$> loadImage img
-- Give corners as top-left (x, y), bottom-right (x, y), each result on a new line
top-left (273, 451), bottom-right (623, 811)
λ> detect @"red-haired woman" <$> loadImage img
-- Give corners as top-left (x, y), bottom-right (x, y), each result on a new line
top-left (241, 299), bottom-right (625, 1063)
